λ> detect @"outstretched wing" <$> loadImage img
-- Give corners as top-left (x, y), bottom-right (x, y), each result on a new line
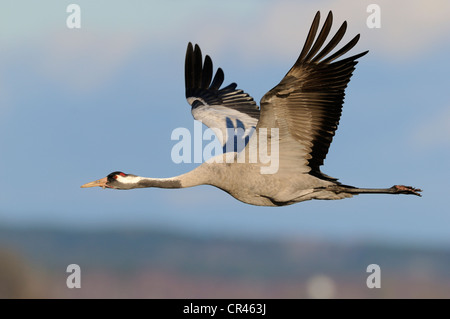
top-left (185, 43), bottom-right (260, 151)
top-left (257, 11), bottom-right (368, 179)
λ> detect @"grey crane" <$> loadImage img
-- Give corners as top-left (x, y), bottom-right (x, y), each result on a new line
top-left (81, 11), bottom-right (421, 206)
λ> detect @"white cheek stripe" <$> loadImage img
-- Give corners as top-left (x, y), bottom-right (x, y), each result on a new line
top-left (116, 175), bottom-right (144, 184)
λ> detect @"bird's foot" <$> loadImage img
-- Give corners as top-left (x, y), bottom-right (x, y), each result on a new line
top-left (393, 185), bottom-right (422, 197)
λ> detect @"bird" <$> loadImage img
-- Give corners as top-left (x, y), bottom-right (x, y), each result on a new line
top-left (81, 11), bottom-right (421, 206)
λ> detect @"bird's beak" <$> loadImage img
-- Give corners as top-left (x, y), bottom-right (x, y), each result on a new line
top-left (81, 177), bottom-right (108, 189)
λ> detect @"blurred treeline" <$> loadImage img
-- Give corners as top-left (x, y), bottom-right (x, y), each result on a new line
top-left (1, 227), bottom-right (449, 298)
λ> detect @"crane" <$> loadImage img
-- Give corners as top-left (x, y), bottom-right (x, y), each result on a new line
top-left (81, 11), bottom-right (421, 206)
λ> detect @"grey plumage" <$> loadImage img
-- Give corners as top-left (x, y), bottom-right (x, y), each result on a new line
top-left (81, 11), bottom-right (421, 206)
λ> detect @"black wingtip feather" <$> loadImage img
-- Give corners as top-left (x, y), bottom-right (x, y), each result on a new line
top-left (311, 21), bottom-right (347, 63)
top-left (202, 55), bottom-right (213, 89)
top-left (304, 11), bottom-right (333, 62)
top-left (192, 44), bottom-right (203, 89)
top-left (185, 42), bottom-right (194, 97)
top-left (297, 11), bottom-right (321, 63)
top-left (322, 34), bottom-right (361, 64)
top-left (210, 67), bottom-right (224, 90)
top-left (294, 12), bottom-right (367, 67)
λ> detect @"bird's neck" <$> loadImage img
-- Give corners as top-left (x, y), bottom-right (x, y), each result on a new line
top-left (132, 177), bottom-right (183, 189)
top-left (129, 166), bottom-right (211, 189)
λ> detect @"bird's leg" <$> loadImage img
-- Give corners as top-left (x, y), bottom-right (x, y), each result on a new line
top-left (332, 185), bottom-right (422, 197)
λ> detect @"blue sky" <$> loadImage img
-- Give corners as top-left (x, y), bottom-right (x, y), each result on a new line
top-left (0, 0), bottom-right (449, 247)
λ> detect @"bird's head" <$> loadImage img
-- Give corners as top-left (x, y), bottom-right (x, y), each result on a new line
top-left (81, 171), bottom-right (139, 190)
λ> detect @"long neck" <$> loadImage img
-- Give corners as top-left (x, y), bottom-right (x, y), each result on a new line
top-left (125, 166), bottom-right (211, 189)
top-left (133, 177), bottom-right (183, 189)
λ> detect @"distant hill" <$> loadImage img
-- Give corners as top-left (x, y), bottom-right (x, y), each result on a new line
top-left (1, 227), bottom-right (449, 298)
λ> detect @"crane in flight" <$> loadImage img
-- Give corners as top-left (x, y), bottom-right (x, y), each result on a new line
top-left (81, 11), bottom-right (421, 206)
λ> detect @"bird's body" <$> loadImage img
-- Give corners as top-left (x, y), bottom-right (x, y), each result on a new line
top-left (82, 11), bottom-right (421, 205)
top-left (194, 158), bottom-right (344, 206)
